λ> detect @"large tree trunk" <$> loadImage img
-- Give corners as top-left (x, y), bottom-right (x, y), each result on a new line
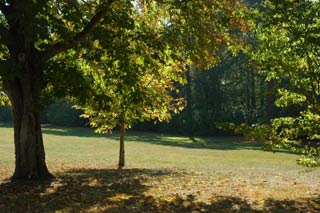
top-left (4, 63), bottom-right (53, 181)
top-left (118, 118), bottom-right (125, 169)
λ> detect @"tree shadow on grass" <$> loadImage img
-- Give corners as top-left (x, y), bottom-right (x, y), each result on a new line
top-left (41, 126), bottom-right (262, 151)
top-left (6, 125), bottom-right (294, 153)
top-left (120, 134), bottom-right (262, 151)
top-left (0, 168), bottom-right (319, 212)
top-left (0, 168), bottom-right (167, 212)
top-left (42, 126), bottom-right (106, 138)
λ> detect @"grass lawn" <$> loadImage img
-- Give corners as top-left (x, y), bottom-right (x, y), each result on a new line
top-left (0, 124), bottom-right (320, 212)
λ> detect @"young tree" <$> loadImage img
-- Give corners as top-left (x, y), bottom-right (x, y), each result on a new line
top-left (250, 0), bottom-right (320, 166)
top-left (79, 39), bottom-right (185, 169)
top-left (0, 0), bottom-right (247, 180)
top-left (78, 5), bottom-right (185, 169)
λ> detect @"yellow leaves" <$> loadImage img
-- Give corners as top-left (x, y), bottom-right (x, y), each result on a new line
top-left (92, 40), bottom-right (101, 49)
top-left (108, 193), bottom-right (133, 202)
top-left (258, 198), bottom-right (265, 204)
top-left (50, 33), bottom-right (60, 43)
top-left (62, 19), bottom-right (75, 32)
top-left (1, 161), bottom-right (320, 212)
top-left (81, 177), bottom-right (102, 187)
top-left (0, 91), bottom-right (9, 107)
top-left (40, 202), bottom-right (47, 207)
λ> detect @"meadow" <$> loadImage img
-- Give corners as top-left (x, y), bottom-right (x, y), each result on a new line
top-left (0, 124), bottom-right (320, 212)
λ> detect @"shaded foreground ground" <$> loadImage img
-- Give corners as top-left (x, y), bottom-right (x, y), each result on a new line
top-left (1, 125), bottom-right (320, 212)
top-left (0, 164), bottom-right (320, 212)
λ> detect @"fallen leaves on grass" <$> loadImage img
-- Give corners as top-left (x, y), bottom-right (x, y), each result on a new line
top-left (0, 163), bottom-right (319, 212)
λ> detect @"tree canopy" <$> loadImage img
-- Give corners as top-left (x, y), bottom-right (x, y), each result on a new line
top-left (74, 0), bottom-right (248, 168)
top-left (0, 0), bottom-right (248, 180)
top-left (249, 0), bottom-right (320, 167)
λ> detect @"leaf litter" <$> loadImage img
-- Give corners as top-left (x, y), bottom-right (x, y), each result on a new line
top-left (0, 163), bottom-right (319, 212)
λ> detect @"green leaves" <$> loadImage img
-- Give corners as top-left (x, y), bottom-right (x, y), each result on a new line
top-left (275, 89), bottom-right (307, 108)
top-left (247, 0), bottom-right (320, 166)
top-left (0, 91), bottom-right (9, 106)
top-left (76, 4), bottom-right (185, 133)
top-left (0, 0), bottom-right (248, 129)
top-left (0, 0), bottom-right (249, 140)
top-left (73, 0), bottom-right (249, 134)
top-left (0, 79), bottom-right (9, 106)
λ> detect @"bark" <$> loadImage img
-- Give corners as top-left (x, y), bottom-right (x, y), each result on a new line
top-left (5, 76), bottom-right (53, 181)
top-left (118, 118), bottom-right (125, 169)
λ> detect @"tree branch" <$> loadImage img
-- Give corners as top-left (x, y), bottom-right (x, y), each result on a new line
top-left (41, 0), bottom-right (116, 62)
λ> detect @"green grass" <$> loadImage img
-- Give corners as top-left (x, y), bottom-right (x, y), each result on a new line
top-left (1, 124), bottom-right (320, 212)
top-left (0, 124), bottom-right (301, 170)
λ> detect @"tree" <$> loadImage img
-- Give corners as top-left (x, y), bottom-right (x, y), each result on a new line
top-left (162, 50), bottom-right (267, 136)
top-left (78, 0), bottom-right (248, 168)
top-left (79, 46), bottom-right (185, 169)
top-left (78, 6), bottom-right (186, 168)
top-left (0, 0), bottom-right (119, 180)
top-left (0, 0), bottom-right (247, 180)
top-left (250, 0), bottom-right (320, 167)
